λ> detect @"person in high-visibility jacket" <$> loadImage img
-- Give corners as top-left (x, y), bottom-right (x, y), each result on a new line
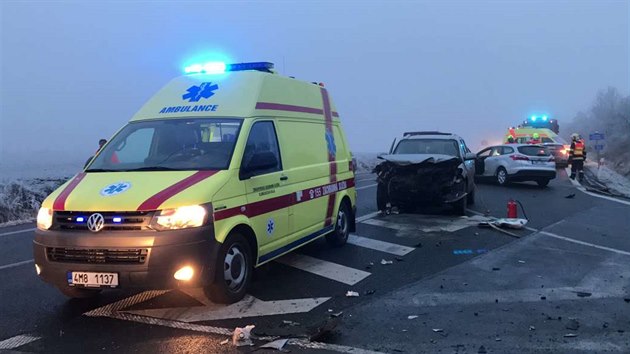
top-left (528, 132), bottom-right (542, 144)
top-left (569, 133), bottom-right (586, 181)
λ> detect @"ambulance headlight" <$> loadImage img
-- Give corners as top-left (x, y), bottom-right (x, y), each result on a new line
top-left (150, 205), bottom-right (208, 231)
top-left (37, 207), bottom-right (53, 230)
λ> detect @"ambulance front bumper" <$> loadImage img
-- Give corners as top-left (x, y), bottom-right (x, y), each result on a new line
top-left (33, 225), bottom-right (220, 290)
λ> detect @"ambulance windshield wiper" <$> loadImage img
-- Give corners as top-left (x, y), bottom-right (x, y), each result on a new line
top-left (121, 166), bottom-right (188, 171)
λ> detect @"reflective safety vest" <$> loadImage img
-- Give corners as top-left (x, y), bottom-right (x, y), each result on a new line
top-left (571, 140), bottom-right (585, 159)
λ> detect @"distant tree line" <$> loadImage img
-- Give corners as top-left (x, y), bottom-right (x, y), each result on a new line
top-left (564, 87), bottom-right (630, 177)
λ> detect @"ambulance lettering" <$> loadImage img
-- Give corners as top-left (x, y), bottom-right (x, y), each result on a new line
top-left (159, 105), bottom-right (219, 114)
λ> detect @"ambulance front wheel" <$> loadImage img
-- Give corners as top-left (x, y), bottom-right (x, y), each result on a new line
top-left (326, 201), bottom-right (351, 247)
top-left (205, 233), bottom-right (252, 304)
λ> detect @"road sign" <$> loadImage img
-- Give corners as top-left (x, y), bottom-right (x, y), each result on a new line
top-left (594, 144), bottom-right (604, 151)
top-left (589, 133), bottom-right (605, 141)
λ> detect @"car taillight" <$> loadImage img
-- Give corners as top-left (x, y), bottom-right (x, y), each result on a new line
top-left (510, 154), bottom-right (530, 161)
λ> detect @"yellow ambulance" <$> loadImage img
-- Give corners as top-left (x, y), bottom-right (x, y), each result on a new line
top-left (34, 61), bottom-right (356, 303)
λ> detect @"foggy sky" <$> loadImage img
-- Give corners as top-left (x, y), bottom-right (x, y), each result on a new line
top-left (1, 0), bottom-right (628, 172)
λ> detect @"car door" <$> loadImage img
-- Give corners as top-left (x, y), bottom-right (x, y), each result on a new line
top-left (240, 121), bottom-right (290, 251)
top-left (499, 145), bottom-right (515, 171)
top-left (483, 146), bottom-right (502, 176)
top-left (475, 147), bottom-right (493, 176)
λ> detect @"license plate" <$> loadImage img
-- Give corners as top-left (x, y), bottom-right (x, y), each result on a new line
top-left (532, 160), bottom-right (546, 164)
top-left (67, 272), bottom-right (118, 288)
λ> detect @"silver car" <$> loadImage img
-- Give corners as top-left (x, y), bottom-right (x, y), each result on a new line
top-left (475, 144), bottom-right (556, 187)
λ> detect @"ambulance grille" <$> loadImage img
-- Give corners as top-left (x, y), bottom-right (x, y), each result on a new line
top-left (53, 211), bottom-right (154, 231)
top-left (46, 248), bottom-right (148, 264)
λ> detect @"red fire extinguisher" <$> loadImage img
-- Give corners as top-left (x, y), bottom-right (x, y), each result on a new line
top-left (507, 199), bottom-right (518, 218)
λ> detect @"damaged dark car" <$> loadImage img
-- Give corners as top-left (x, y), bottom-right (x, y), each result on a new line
top-left (374, 132), bottom-right (477, 215)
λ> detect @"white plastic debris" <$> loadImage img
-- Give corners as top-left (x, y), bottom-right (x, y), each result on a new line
top-left (518, 260), bottom-right (526, 264)
top-left (432, 328), bottom-right (443, 333)
top-left (408, 315), bottom-right (419, 320)
top-left (259, 338), bottom-right (289, 351)
top-left (232, 325), bottom-right (255, 346)
top-left (381, 259), bottom-right (393, 265)
top-left (492, 218), bottom-right (528, 229)
top-left (346, 291), bottom-right (360, 297)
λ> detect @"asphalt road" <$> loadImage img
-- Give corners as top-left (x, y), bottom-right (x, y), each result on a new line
top-left (1, 170), bottom-right (629, 353)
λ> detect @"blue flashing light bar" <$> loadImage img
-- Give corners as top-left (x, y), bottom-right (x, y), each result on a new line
top-left (113, 217), bottom-right (122, 223)
top-left (76, 217), bottom-right (85, 223)
top-left (542, 115), bottom-right (548, 121)
top-left (530, 115), bottom-right (537, 121)
top-left (184, 61), bottom-right (274, 75)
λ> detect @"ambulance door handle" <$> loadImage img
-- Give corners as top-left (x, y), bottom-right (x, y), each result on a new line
top-left (280, 175), bottom-right (288, 181)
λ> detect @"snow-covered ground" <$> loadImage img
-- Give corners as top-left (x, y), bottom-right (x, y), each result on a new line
top-left (584, 161), bottom-right (630, 199)
top-left (353, 152), bottom-right (380, 174)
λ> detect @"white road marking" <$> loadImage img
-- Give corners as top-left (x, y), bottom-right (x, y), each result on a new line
top-left (0, 259), bottom-right (34, 271)
top-left (84, 290), bottom-right (170, 317)
top-left (125, 295), bottom-right (330, 322)
top-left (356, 211), bottom-right (379, 223)
top-left (276, 253), bottom-right (371, 285)
top-left (540, 230), bottom-right (630, 257)
top-left (0, 334), bottom-right (41, 350)
top-left (348, 234), bottom-right (414, 256)
top-left (564, 167), bottom-right (630, 206)
top-left (356, 183), bottom-right (377, 191)
top-left (470, 209), bottom-right (630, 257)
top-left (0, 228), bottom-right (36, 237)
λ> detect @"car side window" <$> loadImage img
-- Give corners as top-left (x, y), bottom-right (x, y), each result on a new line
top-left (502, 146), bottom-right (514, 155)
top-left (241, 121), bottom-right (282, 176)
top-left (477, 148), bottom-right (493, 157)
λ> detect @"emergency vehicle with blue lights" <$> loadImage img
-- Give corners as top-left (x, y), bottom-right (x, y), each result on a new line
top-left (33, 61), bottom-right (357, 303)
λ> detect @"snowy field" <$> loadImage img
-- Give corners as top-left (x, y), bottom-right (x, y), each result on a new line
top-left (585, 161), bottom-right (630, 199)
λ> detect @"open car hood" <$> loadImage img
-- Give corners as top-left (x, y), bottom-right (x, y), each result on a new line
top-left (377, 154), bottom-right (460, 165)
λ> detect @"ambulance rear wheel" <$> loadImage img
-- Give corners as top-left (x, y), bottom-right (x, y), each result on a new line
top-left (326, 202), bottom-right (350, 247)
top-left (57, 286), bottom-right (101, 299)
top-left (205, 233), bottom-right (252, 304)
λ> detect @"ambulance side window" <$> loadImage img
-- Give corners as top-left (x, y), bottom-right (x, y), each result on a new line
top-left (241, 121), bottom-right (282, 177)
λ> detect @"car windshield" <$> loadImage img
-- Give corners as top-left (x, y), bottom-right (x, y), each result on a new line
top-left (86, 118), bottom-right (242, 171)
top-left (394, 139), bottom-right (460, 157)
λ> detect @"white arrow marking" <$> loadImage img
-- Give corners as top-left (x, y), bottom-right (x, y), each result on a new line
top-left (123, 295), bottom-right (330, 322)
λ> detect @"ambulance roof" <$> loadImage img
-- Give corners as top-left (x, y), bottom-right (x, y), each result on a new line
top-left (131, 70), bottom-right (339, 122)
top-left (506, 127), bottom-right (557, 137)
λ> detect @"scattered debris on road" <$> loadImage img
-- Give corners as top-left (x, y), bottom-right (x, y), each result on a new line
top-left (564, 333), bottom-right (578, 338)
top-left (331, 311), bottom-right (343, 318)
top-left (345, 290), bottom-right (360, 297)
top-left (232, 325), bottom-right (255, 346)
top-left (478, 345), bottom-right (487, 354)
top-left (258, 338), bottom-right (289, 352)
top-left (408, 315), bottom-right (419, 320)
top-left (518, 260), bottom-right (526, 263)
top-left (566, 318), bottom-right (580, 331)
top-left (364, 290), bottom-right (376, 295)
top-left (309, 318), bottom-right (339, 342)
top-left (529, 325), bottom-right (536, 331)
top-left (381, 259), bottom-right (393, 265)
top-left (576, 291), bottom-right (592, 298)
top-left (492, 267), bottom-right (501, 271)
top-left (432, 328), bottom-right (443, 333)
top-left (564, 193), bottom-right (576, 199)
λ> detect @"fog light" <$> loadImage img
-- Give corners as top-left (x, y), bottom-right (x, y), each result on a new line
top-left (35, 264), bottom-right (41, 275)
top-left (174, 266), bottom-right (194, 281)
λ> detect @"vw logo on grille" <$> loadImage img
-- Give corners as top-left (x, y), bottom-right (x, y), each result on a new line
top-left (87, 213), bottom-right (105, 233)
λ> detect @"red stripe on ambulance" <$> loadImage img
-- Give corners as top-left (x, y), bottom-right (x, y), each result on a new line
top-left (137, 170), bottom-right (217, 211)
top-left (321, 87), bottom-right (337, 227)
top-left (214, 178), bottom-right (355, 221)
top-left (52, 173), bottom-right (86, 211)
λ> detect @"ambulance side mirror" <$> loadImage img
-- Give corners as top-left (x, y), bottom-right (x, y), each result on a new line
top-left (240, 151), bottom-right (279, 180)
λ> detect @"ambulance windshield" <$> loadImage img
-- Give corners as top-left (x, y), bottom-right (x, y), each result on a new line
top-left (86, 118), bottom-right (242, 171)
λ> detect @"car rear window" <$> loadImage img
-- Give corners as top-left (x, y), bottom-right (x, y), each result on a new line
top-left (518, 146), bottom-right (550, 156)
